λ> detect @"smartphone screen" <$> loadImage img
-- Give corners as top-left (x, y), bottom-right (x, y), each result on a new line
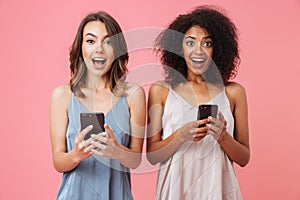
top-left (197, 104), bottom-right (218, 127)
top-left (80, 112), bottom-right (105, 140)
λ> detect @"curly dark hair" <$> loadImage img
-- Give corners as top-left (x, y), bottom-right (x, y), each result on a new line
top-left (155, 5), bottom-right (240, 87)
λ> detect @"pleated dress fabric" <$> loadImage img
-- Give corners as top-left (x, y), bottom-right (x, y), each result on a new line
top-left (155, 88), bottom-right (242, 200)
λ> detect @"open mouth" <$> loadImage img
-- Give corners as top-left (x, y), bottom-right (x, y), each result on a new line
top-left (191, 58), bottom-right (206, 64)
top-left (92, 58), bottom-right (106, 68)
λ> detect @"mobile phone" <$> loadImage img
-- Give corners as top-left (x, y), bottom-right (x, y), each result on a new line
top-left (197, 104), bottom-right (218, 127)
top-left (80, 112), bottom-right (105, 140)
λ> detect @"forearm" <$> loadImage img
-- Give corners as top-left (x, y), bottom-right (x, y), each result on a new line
top-left (147, 130), bottom-right (184, 165)
top-left (218, 132), bottom-right (250, 167)
top-left (53, 150), bottom-right (81, 173)
top-left (117, 145), bottom-right (142, 169)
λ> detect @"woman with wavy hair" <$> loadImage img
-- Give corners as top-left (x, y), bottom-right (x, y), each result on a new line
top-left (147, 5), bottom-right (250, 200)
top-left (50, 11), bottom-right (145, 200)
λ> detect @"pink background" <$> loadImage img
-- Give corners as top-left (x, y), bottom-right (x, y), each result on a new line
top-left (1, 0), bottom-right (300, 199)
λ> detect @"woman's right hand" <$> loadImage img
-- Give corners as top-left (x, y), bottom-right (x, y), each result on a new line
top-left (177, 118), bottom-right (209, 142)
top-left (73, 125), bottom-right (94, 162)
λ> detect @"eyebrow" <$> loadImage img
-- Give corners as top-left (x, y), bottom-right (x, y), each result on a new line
top-left (84, 33), bottom-right (97, 38)
top-left (84, 33), bottom-right (110, 41)
top-left (184, 35), bottom-right (212, 40)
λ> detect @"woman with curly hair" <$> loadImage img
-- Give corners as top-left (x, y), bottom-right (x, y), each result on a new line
top-left (147, 5), bottom-right (250, 200)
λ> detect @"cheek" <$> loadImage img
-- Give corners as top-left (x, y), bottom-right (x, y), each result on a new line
top-left (81, 44), bottom-right (95, 59)
top-left (105, 47), bottom-right (115, 60)
top-left (205, 48), bottom-right (213, 58)
top-left (81, 45), bottom-right (88, 60)
top-left (182, 47), bottom-right (191, 59)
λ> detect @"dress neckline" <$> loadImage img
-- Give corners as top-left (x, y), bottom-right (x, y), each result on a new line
top-left (169, 88), bottom-right (225, 108)
top-left (72, 93), bottom-right (126, 116)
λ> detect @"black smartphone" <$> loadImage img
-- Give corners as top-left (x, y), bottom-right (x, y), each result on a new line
top-left (80, 112), bottom-right (105, 140)
top-left (197, 104), bottom-right (218, 127)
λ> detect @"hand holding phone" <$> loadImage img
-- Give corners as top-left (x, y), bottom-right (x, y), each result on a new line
top-left (197, 104), bottom-right (218, 127)
top-left (80, 112), bottom-right (105, 140)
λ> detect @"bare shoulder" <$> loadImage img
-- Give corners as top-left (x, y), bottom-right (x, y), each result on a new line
top-left (126, 83), bottom-right (145, 97)
top-left (149, 81), bottom-right (170, 105)
top-left (226, 82), bottom-right (246, 98)
top-left (125, 83), bottom-right (146, 105)
top-left (149, 81), bottom-right (169, 95)
top-left (50, 85), bottom-right (72, 107)
top-left (225, 82), bottom-right (247, 107)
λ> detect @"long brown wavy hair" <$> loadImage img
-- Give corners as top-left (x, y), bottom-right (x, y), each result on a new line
top-left (69, 11), bottom-right (128, 97)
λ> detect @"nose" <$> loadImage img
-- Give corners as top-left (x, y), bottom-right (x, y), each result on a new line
top-left (95, 42), bottom-right (104, 54)
top-left (195, 42), bottom-right (204, 54)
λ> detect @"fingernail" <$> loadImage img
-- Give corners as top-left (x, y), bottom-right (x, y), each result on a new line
top-left (88, 125), bottom-right (93, 129)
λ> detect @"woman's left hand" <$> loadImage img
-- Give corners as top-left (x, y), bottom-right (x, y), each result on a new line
top-left (207, 112), bottom-right (227, 141)
top-left (90, 124), bottom-right (122, 159)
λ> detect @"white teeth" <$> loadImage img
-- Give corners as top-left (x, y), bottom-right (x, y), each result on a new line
top-left (92, 57), bottom-right (106, 65)
top-left (93, 58), bottom-right (106, 61)
top-left (191, 58), bottom-right (205, 62)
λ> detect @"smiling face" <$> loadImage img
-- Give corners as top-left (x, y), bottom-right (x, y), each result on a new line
top-left (82, 21), bottom-right (115, 77)
top-left (182, 26), bottom-right (213, 76)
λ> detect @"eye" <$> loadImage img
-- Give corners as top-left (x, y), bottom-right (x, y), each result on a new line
top-left (186, 40), bottom-right (195, 47)
top-left (202, 41), bottom-right (213, 47)
top-left (86, 39), bottom-right (95, 44)
top-left (103, 39), bottom-right (112, 46)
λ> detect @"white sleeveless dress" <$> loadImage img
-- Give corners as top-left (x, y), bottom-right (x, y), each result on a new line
top-left (155, 88), bottom-right (242, 200)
